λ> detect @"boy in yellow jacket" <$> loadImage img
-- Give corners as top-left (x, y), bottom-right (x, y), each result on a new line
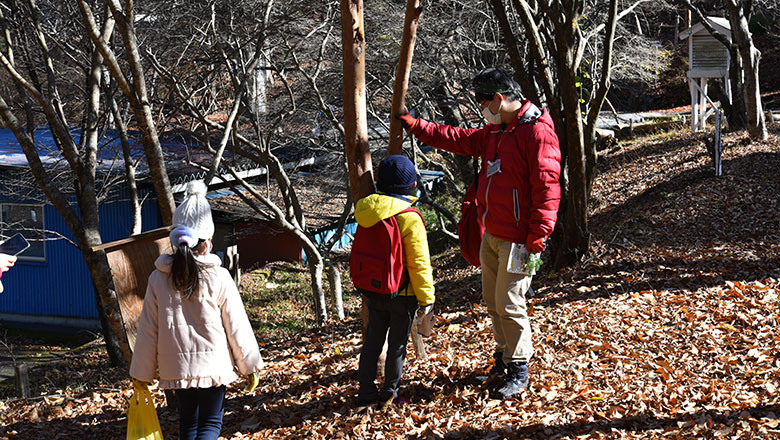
top-left (355, 155), bottom-right (435, 408)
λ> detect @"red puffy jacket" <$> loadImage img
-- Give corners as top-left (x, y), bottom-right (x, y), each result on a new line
top-left (411, 101), bottom-right (561, 244)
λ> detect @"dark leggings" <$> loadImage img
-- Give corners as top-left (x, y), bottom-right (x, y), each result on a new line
top-left (358, 295), bottom-right (418, 402)
top-left (174, 386), bottom-right (226, 440)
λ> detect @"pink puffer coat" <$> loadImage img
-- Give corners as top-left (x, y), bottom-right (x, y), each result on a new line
top-left (130, 253), bottom-right (263, 389)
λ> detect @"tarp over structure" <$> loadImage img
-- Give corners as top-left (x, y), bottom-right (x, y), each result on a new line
top-left (0, 127), bottom-right (329, 194)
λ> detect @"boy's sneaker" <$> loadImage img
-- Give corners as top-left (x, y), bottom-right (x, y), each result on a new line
top-left (495, 362), bottom-right (529, 399)
top-left (379, 394), bottom-right (395, 411)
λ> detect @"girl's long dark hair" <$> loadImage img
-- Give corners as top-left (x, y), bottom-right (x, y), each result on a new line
top-left (171, 240), bottom-right (204, 298)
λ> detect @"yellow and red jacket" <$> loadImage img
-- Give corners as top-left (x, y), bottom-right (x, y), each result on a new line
top-left (354, 193), bottom-right (435, 306)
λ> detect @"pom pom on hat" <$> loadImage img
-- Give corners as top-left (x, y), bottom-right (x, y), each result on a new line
top-left (186, 180), bottom-right (208, 197)
top-left (172, 180), bottom-right (214, 240)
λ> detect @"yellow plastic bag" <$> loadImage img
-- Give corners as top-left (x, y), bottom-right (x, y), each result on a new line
top-left (126, 381), bottom-right (164, 440)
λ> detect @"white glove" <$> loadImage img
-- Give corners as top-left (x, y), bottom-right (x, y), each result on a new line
top-left (416, 304), bottom-right (433, 318)
top-left (415, 304), bottom-right (434, 337)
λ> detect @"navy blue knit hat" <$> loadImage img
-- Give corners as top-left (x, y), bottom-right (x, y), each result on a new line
top-left (377, 155), bottom-right (417, 194)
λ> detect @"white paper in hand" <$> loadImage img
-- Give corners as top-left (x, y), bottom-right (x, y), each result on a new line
top-left (507, 242), bottom-right (530, 275)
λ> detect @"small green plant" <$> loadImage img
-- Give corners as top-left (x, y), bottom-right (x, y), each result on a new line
top-left (525, 253), bottom-right (544, 276)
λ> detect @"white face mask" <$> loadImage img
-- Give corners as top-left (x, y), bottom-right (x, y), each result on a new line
top-left (481, 99), bottom-right (503, 125)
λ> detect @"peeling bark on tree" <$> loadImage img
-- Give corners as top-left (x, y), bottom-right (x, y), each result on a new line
top-left (388, 0), bottom-right (423, 156)
top-left (341, 0), bottom-right (376, 204)
top-left (341, 0), bottom-right (375, 337)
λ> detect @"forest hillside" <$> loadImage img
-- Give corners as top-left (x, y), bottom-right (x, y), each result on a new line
top-left (1, 3), bottom-right (780, 439)
top-left (1, 122), bottom-right (778, 439)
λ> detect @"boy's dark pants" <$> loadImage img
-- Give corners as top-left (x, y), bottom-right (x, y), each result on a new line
top-left (358, 294), bottom-right (418, 403)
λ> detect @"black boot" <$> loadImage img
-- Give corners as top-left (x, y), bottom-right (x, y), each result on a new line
top-left (496, 362), bottom-right (529, 399)
top-left (488, 351), bottom-right (506, 377)
top-left (477, 351), bottom-right (506, 385)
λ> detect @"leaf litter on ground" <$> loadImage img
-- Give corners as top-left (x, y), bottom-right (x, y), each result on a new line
top-left (1, 126), bottom-right (779, 439)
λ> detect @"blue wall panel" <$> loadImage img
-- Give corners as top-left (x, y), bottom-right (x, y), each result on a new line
top-left (0, 205), bottom-right (93, 318)
top-left (0, 193), bottom-right (162, 320)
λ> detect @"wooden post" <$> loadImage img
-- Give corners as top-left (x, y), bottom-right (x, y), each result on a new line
top-left (690, 78), bottom-right (698, 131)
top-left (700, 78), bottom-right (709, 130)
top-left (388, 0), bottom-right (424, 156)
top-left (15, 364), bottom-right (30, 398)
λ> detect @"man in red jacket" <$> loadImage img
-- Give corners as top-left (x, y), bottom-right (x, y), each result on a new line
top-left (397, 67), bottom-right (561, 399)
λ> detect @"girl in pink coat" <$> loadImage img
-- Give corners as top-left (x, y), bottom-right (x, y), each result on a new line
top-left (130, 180), bottom-right (263, 440)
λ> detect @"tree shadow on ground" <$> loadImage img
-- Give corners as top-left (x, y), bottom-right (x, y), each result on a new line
top-left (222, 388), bottom-right (350, 433)
top-left (590, 151), bottom-right (780, 248)
top-left (537, 255), bottom-right (780, 309)
top-left (532, 148), bottom-right (780, 308)
top-left (218, 363), bottom-right (493, 436)
top-left (0, 407), bottom-right (146, 440)
top-left (440, 403), bottom-right (780, 439)
top-left (597, 132), bottom-right (708, 174)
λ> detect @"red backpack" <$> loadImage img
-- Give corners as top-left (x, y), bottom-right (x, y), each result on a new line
top-left (350, 202), bottom-right (424, 298)
top-left (458, 158), bottom-right (485, 267)
top-left (458, 180), bottom-right (485, 267)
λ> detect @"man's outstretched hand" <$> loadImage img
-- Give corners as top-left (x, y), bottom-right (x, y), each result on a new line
top-left (395, 109), bottom-right (418, 131)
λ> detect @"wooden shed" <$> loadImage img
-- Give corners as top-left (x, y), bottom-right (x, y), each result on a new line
top-left (679, 16), bottom-right (732, 132)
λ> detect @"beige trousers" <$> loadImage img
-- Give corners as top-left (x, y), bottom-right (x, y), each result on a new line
top-left (480, 230), bottom-right (534, 364)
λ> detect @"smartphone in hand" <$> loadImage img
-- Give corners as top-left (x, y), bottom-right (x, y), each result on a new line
top-left (0, 233), bottom-right (31, 256)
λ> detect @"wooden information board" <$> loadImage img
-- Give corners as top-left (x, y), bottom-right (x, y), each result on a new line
top-left (92, 227), bottom-right (172, 351)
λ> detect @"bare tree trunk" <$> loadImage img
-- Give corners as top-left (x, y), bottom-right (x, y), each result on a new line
top-left (326, 260), bottom-right (345, 320)
top-left (726, 0), bottom-right (768, 141)
top-left (341, 0), bottom-right (375, 337)
top-left (724, 45), bottom-right (748, 131)
top-left (0, 5), bottom-right (131, 365)
top-left (489, 0), bottom-right (541, 104)
top-left (341, 0), bottom-right (376, 203)
top-left (489, 0), bottom-right (587, 268)
top-left (104, 70), bottom-right (142, 234)
top-left (584, 0), bottom-right (619, 194)
top-left (303, 245), bottom-right (328, 325)
top-left (0, 96), bottom-right (130, 366)
top-left (82, 241), bottom-right (130, 367)
top-left (548, 0), bottom-right (590, 268)
top-left (556, 63), bottom-right (591, 268)
top-left (388, 0), bottom-right (423, 156)
top-left (77, 0), bottom-right (176, 223)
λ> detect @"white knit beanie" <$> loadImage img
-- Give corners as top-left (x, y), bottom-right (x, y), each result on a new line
top-left (172, 180), bottom-right (214, 240)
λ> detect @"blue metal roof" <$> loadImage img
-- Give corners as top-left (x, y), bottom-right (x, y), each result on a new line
top-left (0, 127), bottom-right (146, 170)
top-left (0, 127), bottom-right (327, 191)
